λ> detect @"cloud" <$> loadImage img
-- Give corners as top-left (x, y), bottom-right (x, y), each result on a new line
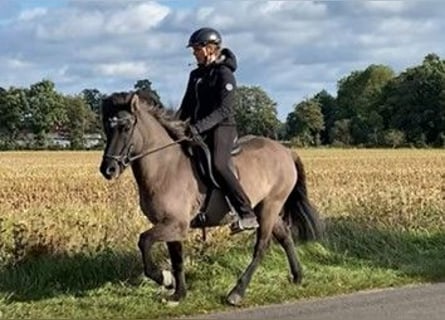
top-left (1, 1), bottom-right (445, 119)
top-left (94, 62), bottom-right (149, 78)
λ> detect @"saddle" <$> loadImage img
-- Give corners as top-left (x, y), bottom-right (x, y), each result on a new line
top-left (187, 136), bottom-right (242, 229)
top-left (192, 136), bottom-right (241, 189)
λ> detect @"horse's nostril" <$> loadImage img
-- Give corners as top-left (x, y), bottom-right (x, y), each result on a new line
top-left (106, 166), bottom-right (116, 176)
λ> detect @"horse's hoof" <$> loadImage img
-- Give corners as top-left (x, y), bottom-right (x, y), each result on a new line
top-left (293, 277), bottom-right (302, 285)
top-left (162, 291), bottom-right (186, 306)
top-left (226, 292), bottom-right (243, 306)
top-left (161, 297), bottom-right (180, 307)
top-left (288, 273), bottom-right (302, 285)
top-left (162, 270), bottom-right (175, 289)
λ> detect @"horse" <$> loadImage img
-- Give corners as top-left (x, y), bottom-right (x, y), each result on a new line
top-left (99, 90), bottom-right (323, 305)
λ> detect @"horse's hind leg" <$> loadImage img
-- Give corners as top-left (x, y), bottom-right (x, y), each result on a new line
top-left (226, 201), bottom-right (279, 306)
top-left (273, 217), bottom-right (303, 284)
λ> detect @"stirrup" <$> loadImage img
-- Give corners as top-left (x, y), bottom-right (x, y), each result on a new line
top-left (229, 216), bottom-right (259, 235)
top-left (190, 212), bottom-right (207, 228)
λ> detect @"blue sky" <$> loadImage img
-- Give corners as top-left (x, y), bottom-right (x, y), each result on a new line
top-left (1, 1), bottom-right (445, 119)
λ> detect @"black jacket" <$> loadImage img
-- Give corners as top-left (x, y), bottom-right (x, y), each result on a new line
top-left (177, 48), bottom-right (237, 133)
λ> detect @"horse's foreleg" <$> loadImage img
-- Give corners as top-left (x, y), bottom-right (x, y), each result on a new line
top-left (138, 229), bottom-right (163, 286)
top-left (138, 221), bottom-right (188, 299)
top-left (167, 241), bottom-right (186, 300)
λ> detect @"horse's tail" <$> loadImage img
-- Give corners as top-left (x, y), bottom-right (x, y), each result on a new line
top-left (284, 151), bottom-right (323, 242)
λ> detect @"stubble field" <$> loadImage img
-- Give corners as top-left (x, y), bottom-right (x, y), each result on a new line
top-left (0, 149), bottom-right (444, 318)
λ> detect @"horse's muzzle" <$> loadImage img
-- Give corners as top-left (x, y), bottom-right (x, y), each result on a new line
top-left (100, 158), bottom-right (121, 180)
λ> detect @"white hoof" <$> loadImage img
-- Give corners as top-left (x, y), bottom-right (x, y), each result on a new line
top-left (161, 297), bottom-right (180, 307)
top-left (162, 270), bottom-right (175, 288)
top-left (226, 292), bottom-right (243, 306)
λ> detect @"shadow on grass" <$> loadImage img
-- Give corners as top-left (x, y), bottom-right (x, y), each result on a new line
top-left (312, 216), bottom-right (445, 282)
top-left (2, 217), bottom-right (444, 304)
top-left (0, 249), bottom-right (148, 302)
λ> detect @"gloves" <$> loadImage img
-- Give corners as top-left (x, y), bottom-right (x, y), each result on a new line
top-left (185, 124), bottom-right (203, 144)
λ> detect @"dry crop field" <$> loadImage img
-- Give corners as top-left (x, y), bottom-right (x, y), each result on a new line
top-left (0, 149), bottom-right (444, 265)
top-left (0, 149), bottom-right (444, 318)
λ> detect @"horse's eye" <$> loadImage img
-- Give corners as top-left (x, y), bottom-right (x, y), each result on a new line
top-left (124, 123), bottom-right (131, 132)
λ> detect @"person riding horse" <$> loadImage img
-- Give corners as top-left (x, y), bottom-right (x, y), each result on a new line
top-left (177, 27), bottom-right (259, 233)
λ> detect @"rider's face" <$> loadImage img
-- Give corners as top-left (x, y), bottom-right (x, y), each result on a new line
top-left (192, 45), bottom-right (207, 65)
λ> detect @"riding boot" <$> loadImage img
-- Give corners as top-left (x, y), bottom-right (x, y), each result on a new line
top-left (226, 191), bottom-right (259, 234)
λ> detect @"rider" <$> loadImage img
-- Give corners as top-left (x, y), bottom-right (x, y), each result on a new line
top-left (177, 27), bottom-right (259, 233)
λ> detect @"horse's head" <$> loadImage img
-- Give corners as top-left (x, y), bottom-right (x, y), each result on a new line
top-left (99, 90), bottom-right (187, 180)
top-left (99, 91), bottom-right (146, 180)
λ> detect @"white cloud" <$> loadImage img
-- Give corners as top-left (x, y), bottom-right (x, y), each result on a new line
top-left (94, 62), bottom-right (150, 78)
top-left (104, 2), bottom-right (170, 35)
top-left (3, 57), bottom-right (32, 69)
top-left (18, 7), bottom-right (47, 21)
top-left (1, 0), bottom-right (445, 119)
top-left (35, 2), bottom-right (169, 40)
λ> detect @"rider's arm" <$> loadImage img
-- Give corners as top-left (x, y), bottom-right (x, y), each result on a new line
top-left (194, 66), bottom-right (236, 133)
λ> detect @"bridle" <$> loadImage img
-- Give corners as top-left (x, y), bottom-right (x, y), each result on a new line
top-left (103, 113), bottom-right (188, 168)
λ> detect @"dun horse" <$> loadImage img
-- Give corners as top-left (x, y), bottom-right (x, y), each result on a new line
top-left (99, 90), bottom-right (322, 305)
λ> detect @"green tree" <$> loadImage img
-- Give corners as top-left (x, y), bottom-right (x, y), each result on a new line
top-left (383, 129), bottom-right (406, 148)
top-left (286, 99), bottom-right (324, 146)
top-left (62, 95), bottom-right (97, 149)
top-left (0, 87), bottom-right (28, 149)
top-left (313, 90), bottom-right (338, 144)
top-left (81, 88), bottom-right (105, 133)
top-left (134, 79), bottom-right (161, 105)
top-left (330, 119), bottom-right (352, 146)
top-left (380, 53), bottom-right (445, 146)
top-left (234, 86), bottom-right (280, 138)
top-left (336, 64), bottom-right (395, 145)
top-left (26, 80), bottom-right (66, 147)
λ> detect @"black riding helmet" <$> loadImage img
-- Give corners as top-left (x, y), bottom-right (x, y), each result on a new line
top-left (187, 27), bottom-right (222, 47)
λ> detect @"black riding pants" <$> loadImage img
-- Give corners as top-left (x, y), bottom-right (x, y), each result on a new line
top-left (206, 125), bottom-right (253, 217)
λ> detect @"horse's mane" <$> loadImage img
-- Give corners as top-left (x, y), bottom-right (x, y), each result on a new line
top-left (102, 89), bottom-right (187, 141)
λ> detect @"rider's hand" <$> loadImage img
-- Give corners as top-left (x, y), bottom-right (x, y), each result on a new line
top-left (186, 124), bottom-right (202, 144)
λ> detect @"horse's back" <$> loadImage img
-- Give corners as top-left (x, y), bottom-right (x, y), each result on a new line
top-left (238, 135), bottom-right (294, 161)
top-left (235, 135), bottom-right (297, 205)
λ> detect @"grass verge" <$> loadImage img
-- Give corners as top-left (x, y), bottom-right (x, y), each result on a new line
top-left (0, 217), bottom-right (444, 319)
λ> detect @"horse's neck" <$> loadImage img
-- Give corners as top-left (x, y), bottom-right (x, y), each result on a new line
top-left (131, 114), bottom-right (189, 195)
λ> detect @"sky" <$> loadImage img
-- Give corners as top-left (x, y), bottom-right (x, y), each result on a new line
top-left (1, 0), bottom-right (445, 120)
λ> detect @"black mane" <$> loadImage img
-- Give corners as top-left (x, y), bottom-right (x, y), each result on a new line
top-left (102, 90), bottom-right (187, 140)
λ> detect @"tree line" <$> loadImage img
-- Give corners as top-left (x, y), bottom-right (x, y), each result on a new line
top-left (0, 53), bottom-right (444, 149)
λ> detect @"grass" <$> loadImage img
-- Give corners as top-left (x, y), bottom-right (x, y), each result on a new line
top-left (0, 225), bottom-right (444, 319)
top-left (0, 149), bottom-right (444, 318)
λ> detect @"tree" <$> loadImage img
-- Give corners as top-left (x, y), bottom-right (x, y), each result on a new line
top-left (286, 99), bottom-right (324, 146)
top-left (62, 95), bottom-right (97, 149)
top-left (81, 88), bottom-right (105, 133)
top-left (26, 80), bottom-right (66, 147)
top-left (134, 79), bottom-right (161, 105)
top-left (0, 87), bottom-right (28, 149)
top-left (330, 119), bottom-right (352, 146)
top-left (380, 53), bottom-right (445, 146)
top-left (234, 86), bottom-right (280, 138)
top-left (336, 64), bottom-right (394, 145)
top-left (313, 90), bottom-right (338, 145)
top-left (383, 129), bottom-right (406, 148)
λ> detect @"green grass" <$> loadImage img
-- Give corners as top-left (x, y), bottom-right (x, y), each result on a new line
top-left (1, 217), bottom-right (444, 319)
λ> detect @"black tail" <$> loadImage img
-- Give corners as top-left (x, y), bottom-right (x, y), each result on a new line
top-left (284, 151), bottom-right (323, 242)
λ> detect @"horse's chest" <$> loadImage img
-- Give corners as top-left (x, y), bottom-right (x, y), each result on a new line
top-left (139, 197), bottom-right (162, 224)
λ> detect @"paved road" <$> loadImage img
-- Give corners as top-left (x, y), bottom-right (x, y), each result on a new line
top-left (178, 282), bottom-right (445, 320)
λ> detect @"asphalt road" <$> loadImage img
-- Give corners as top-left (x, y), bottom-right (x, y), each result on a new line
top-left (178, 282), bottom-right (445, 320)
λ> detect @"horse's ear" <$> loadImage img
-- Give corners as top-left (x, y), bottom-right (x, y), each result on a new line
top-left (130, 93), bottom-right (139, 113)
